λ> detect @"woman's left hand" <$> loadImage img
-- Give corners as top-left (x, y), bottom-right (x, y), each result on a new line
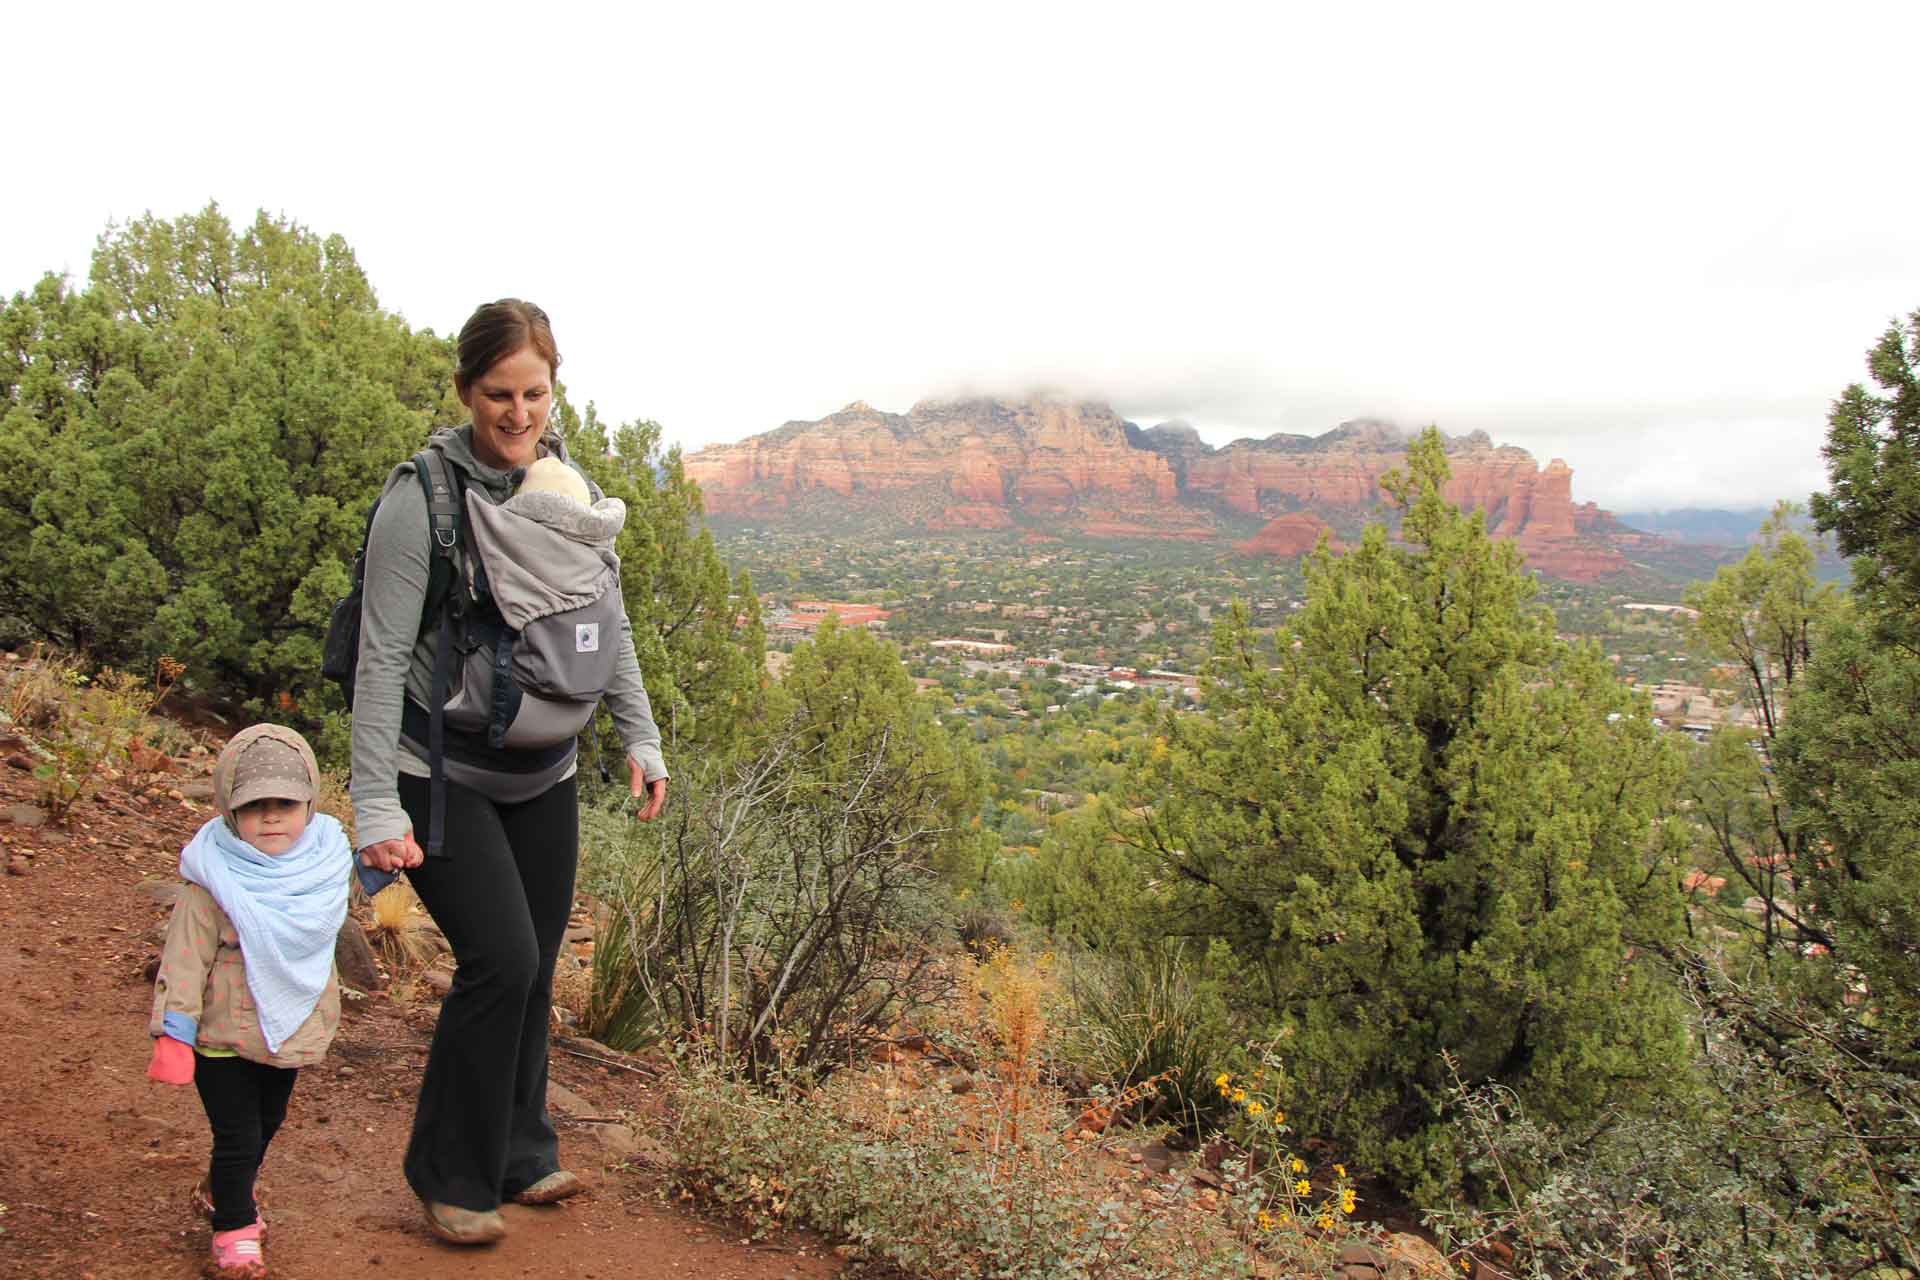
top-left (629, 757), bottom-right (668, 822)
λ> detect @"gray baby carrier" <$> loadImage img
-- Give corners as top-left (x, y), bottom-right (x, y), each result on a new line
top-left (445, 479), bottom-right (629, 750)
top-left (325, 448), bottom-right (628, 878)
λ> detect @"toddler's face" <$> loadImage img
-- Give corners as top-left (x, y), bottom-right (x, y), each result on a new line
top-left (234, 797), bottom-right (309, 855)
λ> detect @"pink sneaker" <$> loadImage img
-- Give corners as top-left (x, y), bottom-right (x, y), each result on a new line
top-left (208, 1220), bottom-right (265, 1278)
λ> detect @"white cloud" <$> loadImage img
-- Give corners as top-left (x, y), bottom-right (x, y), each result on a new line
top-left (5, 1), bottom-right (1916, 511)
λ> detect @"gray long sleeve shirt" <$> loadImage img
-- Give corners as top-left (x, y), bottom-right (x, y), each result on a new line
top-left (348, 426), bottom-right (668, 850)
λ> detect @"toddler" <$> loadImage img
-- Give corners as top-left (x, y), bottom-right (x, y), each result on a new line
top-left (147, 724), bottom-right (351, 1278)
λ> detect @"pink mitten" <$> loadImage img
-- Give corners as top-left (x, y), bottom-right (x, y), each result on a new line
top-left (147, 1035), bottom-right (195, 1085)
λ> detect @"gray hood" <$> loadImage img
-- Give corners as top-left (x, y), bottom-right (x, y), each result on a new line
top-left (465, 491), bottom-right (625, 632)
top-left (500, 488), bottom-right (627, 547)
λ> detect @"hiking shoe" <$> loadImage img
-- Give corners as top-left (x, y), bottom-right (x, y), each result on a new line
top-left (421, 1200), bottom-right (507, 1245)
top-left (208, 1220), bottom-right (265, 1277)
top-left (512, 1169), bottom-right (585, 1205)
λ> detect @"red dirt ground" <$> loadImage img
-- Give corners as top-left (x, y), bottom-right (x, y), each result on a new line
top-left (0, 752), bottom-right (843, 1280)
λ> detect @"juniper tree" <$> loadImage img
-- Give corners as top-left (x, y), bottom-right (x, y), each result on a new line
top-left (1681, 504), bottom-right (1839, 959)
top-left (0, 205), bottom-right (765, 769)
top-left (1139, 429), bottom-right (1690, 1197)
top-left (1782, 308), bottom-right (1920, 1021)
top-left (0, 205), bottom-right (452, 711)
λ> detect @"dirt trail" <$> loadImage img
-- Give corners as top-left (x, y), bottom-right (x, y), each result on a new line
top-left (0, 765), bottom-right (840, 1280)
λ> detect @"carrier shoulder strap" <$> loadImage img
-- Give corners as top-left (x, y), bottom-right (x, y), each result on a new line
top-left (414, 449), bottom-right (463, 861)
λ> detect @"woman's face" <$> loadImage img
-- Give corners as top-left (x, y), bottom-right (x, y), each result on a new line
top-left (460, 345), bottom-right (554, 470)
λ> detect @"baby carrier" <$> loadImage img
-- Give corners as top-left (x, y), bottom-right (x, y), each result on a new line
top-left (323, 449), bottom-right (627, 859)
top-left (444, 472), bottom-right (627, 750)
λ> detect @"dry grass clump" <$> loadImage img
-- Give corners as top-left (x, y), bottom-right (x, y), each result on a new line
top-left (365, 881), bottom-right (436, 976)
top-left (551, 958), bottom-right (593, 1025)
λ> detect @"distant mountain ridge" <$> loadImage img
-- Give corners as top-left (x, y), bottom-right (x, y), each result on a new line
top-left (1612, 509), bottom-right (1778, 546)
top-left (683, 397), bottom-right (1676, 581)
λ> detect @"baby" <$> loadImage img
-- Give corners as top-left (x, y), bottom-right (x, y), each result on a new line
top-left (147, 725), bottom-right (351, 1278)
top-left (516, 454), bottom-right (594, 507)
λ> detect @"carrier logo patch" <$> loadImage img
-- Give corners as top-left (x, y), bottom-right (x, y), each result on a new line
top-left (576, 623), bottom-right (600, 654)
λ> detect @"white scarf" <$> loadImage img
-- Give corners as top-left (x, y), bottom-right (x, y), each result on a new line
top-left (178, 813), bottom-right (351, 1053)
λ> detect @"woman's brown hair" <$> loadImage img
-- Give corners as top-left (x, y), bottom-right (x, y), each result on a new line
top-left (454, 299), bottom-right (561, 391)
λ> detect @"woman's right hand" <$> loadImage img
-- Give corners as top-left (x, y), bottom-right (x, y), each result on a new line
top-left (359, 832), bottom-right (425, 874)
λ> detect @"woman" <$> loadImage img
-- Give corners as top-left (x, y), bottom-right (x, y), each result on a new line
top-left (349, 299), bottom-right (669, 1245)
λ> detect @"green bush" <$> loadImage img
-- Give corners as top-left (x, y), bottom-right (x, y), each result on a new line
top-left (1427, 953), bottom-right (1920, 1278)
top-left (1140, 432), bottom-right (1691, 1199)
top-left (1052, 941), bottom-right (1235, 1136)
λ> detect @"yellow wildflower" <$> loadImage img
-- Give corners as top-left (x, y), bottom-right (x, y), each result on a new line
top-left (1334, 1164), bottom-right (1346, 1178)
top-left (1290, 1157), bottom-right (1305, 1173)
top-left (1272, 1110), bottom-right (1284, 1124)
top-left (1214, 1072), bottom-right (1232, 1091)
top-left (1318, 1212), bottom-right (1335, 1230)
top-left (1246, 1101), bottom-right (1264, 1117)
top-left (1294, 1179), bottom-right (1311, 1196)
top-left (1459, 1261), bottom-right (1472, 1274)
top-left (1231, 1087), bottom-right (1247, 1103)
top-left (1256, 1210), bottom-right (1275, 1232)
top-left (1341, 1188), bottom-right (1357, 1214)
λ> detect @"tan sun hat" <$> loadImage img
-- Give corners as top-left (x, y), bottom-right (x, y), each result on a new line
top-left (518, 456), bottom-right (591, 506)
top-left (215, 726), bottom-right (317, 827)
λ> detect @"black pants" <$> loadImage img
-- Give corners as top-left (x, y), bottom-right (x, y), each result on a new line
top-left (398, 772), bottom-right (579, 1211)
top-left (193, 1054), bottom-right (298, 1232)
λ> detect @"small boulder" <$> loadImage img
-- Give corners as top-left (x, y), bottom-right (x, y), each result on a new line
top-left (334, 919), bottom-right (384, 993)
top-left (135, 879), bottom-right (183, 907)
top-left (1389, 1233), bottom-right (1451, 1275)
top-left (547, 1081), bottom-right (593, 1118)
top-left (590, 1122), bottom-right (644, 1159)
top-left (4, 803), bottom-right (48, 828)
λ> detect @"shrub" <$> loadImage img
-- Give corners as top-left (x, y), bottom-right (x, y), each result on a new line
top-left (1053, 941), bottom-right (1235, 1136)
top-left (1140, 433), bottom-right (1690, 1198)
top-left (1426, 950), bottom-right (1920, 1278)
top-left (663, 1048), bottom-right (1382, 1279)
top-left (584, 718), bottom-right (958, 1077)
top-left (2, 649), bottom-right (180, 823)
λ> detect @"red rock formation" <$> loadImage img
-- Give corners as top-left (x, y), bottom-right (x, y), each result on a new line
top-left (687, 398), bottom-right (1178, 519)
top-left (687, 403), bottom-right (1637, 580)
top-left (1491, 459), bottom-right (1576, 539)
top-left (1234, 513), bottom-right (1343, 558)
top-left (1184, 430), bottom-right (1575, 542)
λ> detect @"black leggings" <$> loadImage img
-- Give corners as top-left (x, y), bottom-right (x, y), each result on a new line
top-left (397, 772), bottom-right (579, 1211)
top-left (193, 1054), bottom-right (298, 1231)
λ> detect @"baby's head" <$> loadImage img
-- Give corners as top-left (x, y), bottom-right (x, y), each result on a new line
top-left (517, 456), bottom-right (592, 507)
top-left (212, 726), bottom-right (319, 856)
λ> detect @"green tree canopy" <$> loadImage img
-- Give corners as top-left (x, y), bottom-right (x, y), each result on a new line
top-left (1808, 308), bottom-right (1920, 625)
top-left (0, 205), bottom-right (764, 769)
top-left (771, 617), bottom-right (987, 879)
top-left (1682, 503), bottom-right (1840, 958)
top-left (1782, 308), bottom-right (1920, 1017)
top-left (0, 205), bottom-right (456, 710)
top-left (1139, 430), bottom-right (1689, 1196)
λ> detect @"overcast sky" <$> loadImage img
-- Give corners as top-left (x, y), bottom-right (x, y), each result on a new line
top-left (8, 2), bottom-right (1919, 512)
